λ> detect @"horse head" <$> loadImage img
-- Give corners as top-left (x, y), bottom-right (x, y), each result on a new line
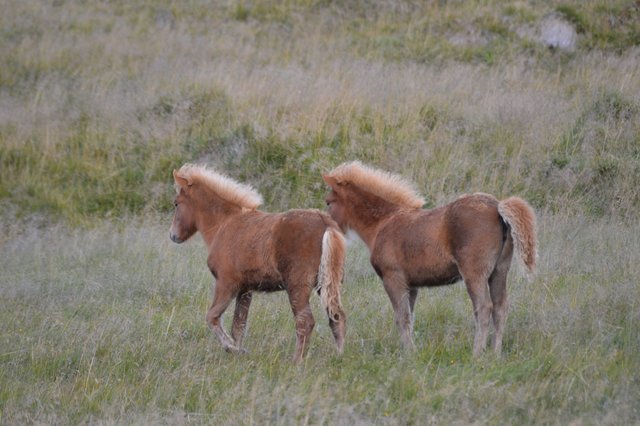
top-left (170, 169), bottom-right (197, 244)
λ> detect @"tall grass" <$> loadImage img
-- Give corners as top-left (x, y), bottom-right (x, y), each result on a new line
top-left (0, 216), bottom-right (638, 423)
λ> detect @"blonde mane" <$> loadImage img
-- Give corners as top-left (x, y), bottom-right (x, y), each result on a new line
top-left (176, 164), bottom-right (263, 209)
top-left (327, 161), bottom-right (425, 209)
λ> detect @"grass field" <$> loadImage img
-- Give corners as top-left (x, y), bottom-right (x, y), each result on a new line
top-left (1, 0), bottom-right (639, 424)
top-left (1, 215), bottom-right (638, 424)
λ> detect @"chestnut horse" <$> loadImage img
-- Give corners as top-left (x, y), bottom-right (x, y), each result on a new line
top-left (170, 164), bottom-right (346, 363)
top-left (323, 161), bottom-right (537, 356)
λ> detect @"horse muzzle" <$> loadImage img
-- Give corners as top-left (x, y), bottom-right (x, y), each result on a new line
top-left (169, 232), bottom-right (184, 244)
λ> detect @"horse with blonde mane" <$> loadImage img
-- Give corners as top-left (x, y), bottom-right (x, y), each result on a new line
top-left (170, 164), bottom-right (346, 363)
top-left (323, 161), bottom-right (537, 356)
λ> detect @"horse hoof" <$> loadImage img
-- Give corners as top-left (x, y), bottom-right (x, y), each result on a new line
top-left (224, 345), bottom-right (248, 355)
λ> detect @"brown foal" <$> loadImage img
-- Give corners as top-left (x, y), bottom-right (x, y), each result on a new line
top-left (323, 161), bottom-right (537, 356)
top-left (170, 164), bottom-right (346, 363)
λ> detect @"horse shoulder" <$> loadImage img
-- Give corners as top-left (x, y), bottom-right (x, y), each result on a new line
top-left (209, 212), bottom-right (280, 282)
top-left (369, 211), bottom-right (422, 270)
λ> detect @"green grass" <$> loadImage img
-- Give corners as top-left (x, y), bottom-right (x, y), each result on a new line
top-left (1, 0), bottom-right (640, 423)
top-left (0, 216), bottom-right (638, 423)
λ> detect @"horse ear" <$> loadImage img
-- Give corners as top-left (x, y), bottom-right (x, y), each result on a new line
top-left (322, 174), bottom-right (338, 190)
top-left (173, 169), bottom-right (192, 188)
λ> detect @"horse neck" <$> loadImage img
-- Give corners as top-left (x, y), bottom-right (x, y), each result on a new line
top-left (195, 202), bottom-right (244, 247)
top-left (346, 195), bottom-right (401, 251)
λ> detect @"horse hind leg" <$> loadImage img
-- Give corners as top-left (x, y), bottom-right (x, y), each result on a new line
top-left (488, 271), bottom-right (508, 356)
top-left (287, 286), bottom-right (315, 364)
top-left (231, 291), bottom-right (253, 352)
top-left (206, 282), bottom-right (242, 353)
top-left (408, 288), bottom-right (418, 331)
top-left (489, 235), bottom-right (514, 355)
top-left (460, 265), bottom-right (493, 357)
top-left (468, 280), bottom-right (492, 357)
top-left (327, 306), bottom-right (346, 355)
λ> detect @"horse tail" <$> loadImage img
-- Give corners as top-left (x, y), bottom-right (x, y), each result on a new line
top-left (317, 227), bottom-right (346, 323)
top-left (498, 197), bottom-right (537, 274)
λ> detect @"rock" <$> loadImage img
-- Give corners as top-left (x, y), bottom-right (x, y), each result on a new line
top-left (538, 14), bottom-right (577, 52)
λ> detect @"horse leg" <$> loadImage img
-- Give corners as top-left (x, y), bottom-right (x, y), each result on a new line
top-left (489, 237), bottom-right (513, 355)
top-left (488, 271), bottom-right (508, 356)
top-left (458, 258), bottom-right (493, 357)
top-left (382, 273), bottom-right (414, 350)
top-left (463, 275), bottom-right (492, 357)
top-left (408, 288), bottom-right (418, 331)
top-left (231, 291), bottom-right (252, 352)
top-left (327, 306), bottom-right (346, 355)
top-left (205, 281), bottom-right (242, 353)
top-left (287, 286), bottom-right (315, 364)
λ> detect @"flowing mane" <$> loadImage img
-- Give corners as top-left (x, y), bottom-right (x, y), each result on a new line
top-left (327, 161), bottom-right (425, 209)
top-left (176, 164), bottom-right (263, 209)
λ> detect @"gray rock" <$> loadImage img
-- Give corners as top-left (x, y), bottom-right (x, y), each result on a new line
top-left (538, 14), bottom-right (577, 52)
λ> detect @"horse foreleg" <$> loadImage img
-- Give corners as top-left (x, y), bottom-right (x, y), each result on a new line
top-left (288, 287), bottom-right (315, 364)
top-left (382, 274), bottom-right (414, 350)
top-left (206, 283), bottom-right (242, 354)
top-left (231, 291), bottom-right (252, 351)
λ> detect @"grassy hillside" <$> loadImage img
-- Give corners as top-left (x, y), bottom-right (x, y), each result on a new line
top-left (1, 0), bottom-right (639, 222)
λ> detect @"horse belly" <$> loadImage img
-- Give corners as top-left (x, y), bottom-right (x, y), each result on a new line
top-left (410, 272), bottom-right (462, 287)
top-left (407, 263), bottom-right (461, 288)
top-left (251, 278), bottom-right (286, 292)
top-left (239, 268), bottom-right (285, 293)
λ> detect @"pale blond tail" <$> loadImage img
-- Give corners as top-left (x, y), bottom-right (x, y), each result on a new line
top-left (317, 227), bottom-right (346, 321)
top-left (498, 197), bottom-right (537, 274)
